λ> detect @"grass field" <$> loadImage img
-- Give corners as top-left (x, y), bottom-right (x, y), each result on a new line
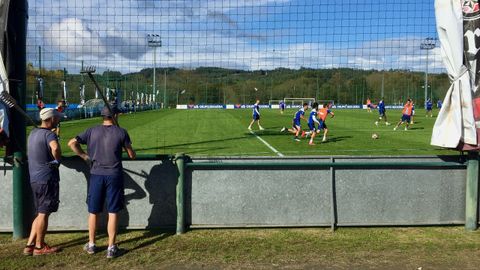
top-left (45, 107), bottom-right (457, 157)
top-left (2, 227), bottom-right (480, 269)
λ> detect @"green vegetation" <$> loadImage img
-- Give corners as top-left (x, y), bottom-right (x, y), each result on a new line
top-left (1, 227), bottom-right (480, 269)
top-left (34, 107), bottom-right (459, 157)
top-left (27, 64), bottom-right (449, 107)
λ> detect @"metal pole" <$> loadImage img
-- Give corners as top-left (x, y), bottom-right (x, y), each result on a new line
top-left (466, 152), bottom-right (479, 231)
top-left (8, 0), bottom-right (28, 239)
top-left (153, 47), bottom-right (156, 108)
top-left (164, 70), bottom-right (167, 108)
top-left (175, 153), bottom-right (186, 234)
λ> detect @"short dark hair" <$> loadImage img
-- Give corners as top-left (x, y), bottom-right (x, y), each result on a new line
top-left (312, 102), bottom-right (319, 109)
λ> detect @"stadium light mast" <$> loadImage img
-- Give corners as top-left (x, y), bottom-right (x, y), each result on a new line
top-left (147, 34), bottom-right (162, 108)
top-left (420, 37), bottom-right (436, 106)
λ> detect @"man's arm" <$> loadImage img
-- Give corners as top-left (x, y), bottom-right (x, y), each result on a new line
top-left (124, 144), bottom-right (136, 160)
top-left (49, 140), bottom-right (62, 161)
top-left (67, 138), bottom-right (89, 161)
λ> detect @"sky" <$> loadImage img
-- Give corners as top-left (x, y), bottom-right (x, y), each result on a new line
top-left (27, 0), bottom-right (443, 74)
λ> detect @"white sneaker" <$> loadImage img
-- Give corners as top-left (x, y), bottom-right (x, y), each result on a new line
top-left (280, 127), bottom-right (286, 132)
top-left (259, 126), bottom-right (265, 131)
top-left (405, 127), bottom-right (408, 131)
top-left (393, 127), bottom-right (397, 131)
top-left (322, 137), bottom-right (327, 142)
top-left (375, 121), bottom-right (378, 126)
top-left (248, 126), bottom-right (252, 130)
top-left (386, 122), bottom-right (391, 126)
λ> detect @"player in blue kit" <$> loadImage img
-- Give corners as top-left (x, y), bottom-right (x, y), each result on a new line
top-left (248, 99), bottom-right (264, 131)
top-left (426, 98), bottom-right (433, 117)
top-left (281, 103), bottom-right (308, 141)
top-left (374, 98), bottom-right (390, 126)
top-left (279, 100), bottom-right (286, 114)
top-left (306, 102), bottom-right (320, 145)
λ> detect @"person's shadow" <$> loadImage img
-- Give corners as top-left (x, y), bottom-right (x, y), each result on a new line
top-left (142, 157), bottom-right (179, 229)
top-left (61, 156), bottom-right (146, 229)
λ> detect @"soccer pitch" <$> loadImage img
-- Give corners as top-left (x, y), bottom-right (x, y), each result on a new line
top-left (52, 108), bottom-right (458, 157)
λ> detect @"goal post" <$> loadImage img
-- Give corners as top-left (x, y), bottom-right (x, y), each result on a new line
top-left (283, 98), bottom-right (316, 107)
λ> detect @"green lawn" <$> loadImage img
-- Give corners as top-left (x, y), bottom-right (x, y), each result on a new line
top-left (1, 227), bottom-right (480, 269)
top-left (18, 108), bottom-right (458, 157)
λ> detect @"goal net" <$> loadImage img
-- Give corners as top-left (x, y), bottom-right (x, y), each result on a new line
top-left (284, 98), bottom-right (316, 108)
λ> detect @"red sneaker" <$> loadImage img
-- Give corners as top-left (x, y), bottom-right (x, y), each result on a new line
top-left (309, 142), bottom-right (315, 145)
top-left (33, 244), bottom-right (60, 256)
top-left (23, 245), bottom-right (34, 256)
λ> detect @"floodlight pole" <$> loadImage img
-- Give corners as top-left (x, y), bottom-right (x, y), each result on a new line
top-left (420, 37), bottom-right (436, 106)
top-left (147, 34), bottom-right (161, 108)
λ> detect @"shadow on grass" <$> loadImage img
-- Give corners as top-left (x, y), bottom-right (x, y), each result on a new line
top-left (119, 230), bottom-right (174, 253)
top-left (135, 135), bottom-right (250, 152)
top-left (320, 136), bottom-right (353, 143)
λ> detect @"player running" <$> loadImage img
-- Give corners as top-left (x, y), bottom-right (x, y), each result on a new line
top-left (393, 99), bottom-right (413, 131)
top-left (279, 100), bottom-right (286, 114)
top-left (366, 98), bottom-right (373, 112)
top-left (316, 103), bottom-right (335, 142)
top-left (248, 99), bottom-right (264, 131)
top-left (306, 102), bottom-right (320, 145)
top-left (281, 103), bottom-right (308, 141)
top-left (410, 100), bottom-right (416, 124)
top-left (425, 98), bottom-right (433, 117)
top-left (375, 98), bottom-right (390, 126)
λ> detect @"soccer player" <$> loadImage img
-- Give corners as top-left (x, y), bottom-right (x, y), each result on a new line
top-left (366, 98), bottom-right (372, 112)
top-left (410, 100), bottom-right (415, 124)
top-left (279, 100), bottom-right (285, 114)
top-left (306, 102), bottom-right (320, 145)
top-left (281, 103), bottom-right (308, 141)
top-left (393, 99), bottom-right (413, 131)
top-left (437, 99), bottom-right (443, 109)
top-left (375, 98), bottom-right (390, 126)
top-left (317, 103), bottom-right (335, 142)
top-left (248, 99), bottom-right (264, 130)
top-left (426, 98), bottom-right (433, 117)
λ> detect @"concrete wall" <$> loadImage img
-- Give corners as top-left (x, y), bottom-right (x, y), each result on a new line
top-left (0, 155), bottom-right (468, 231)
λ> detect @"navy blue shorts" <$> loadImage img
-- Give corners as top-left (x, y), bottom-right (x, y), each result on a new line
top-left (31, 180), bottom-right (60, 214)
top-left (292, 120), bottom-right (301, 130)
top-left (87, 174), bottom-right (124, 213)
top-left (379, 110), bottom-right (385, 117)
top-left (401, 114), bottom-right (411, 122)
top-left (318, 121), bottom-right (327, 130)
top-left (253, 114), bottom-right (260, 120)
top-left (308, 123), bottom-right (316, 132)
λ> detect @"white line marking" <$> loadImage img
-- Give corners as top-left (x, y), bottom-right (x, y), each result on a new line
top-left (249, 130), bottom-right (284, 157)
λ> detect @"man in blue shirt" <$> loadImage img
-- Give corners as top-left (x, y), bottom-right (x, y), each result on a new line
top-left (24, 108), bottom-right (64, 256)
top-left (437, 99), bottom-right (443, 109)
top-left (374, 98), bottom-right (390, 126)
top-left (247, 99), bottom-right (264, 131)
top-left (279, 100), bottom-right (285, 114)
top-left (281, 103), bottom-right (308, 141)
top-left (68, 106), bottom-right (136, 258)
top-left (426, 98), bottom-right (433, 117)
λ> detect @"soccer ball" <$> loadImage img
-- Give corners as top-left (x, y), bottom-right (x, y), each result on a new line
top-left (371, 133), bottom-right (379, 139)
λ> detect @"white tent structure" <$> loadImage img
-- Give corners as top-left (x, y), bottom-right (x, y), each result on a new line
top-left (432, 0), bottom-right (477, 149)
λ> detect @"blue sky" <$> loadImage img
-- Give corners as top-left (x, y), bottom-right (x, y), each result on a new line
top-left (27, 0), bottom-right (442, 74)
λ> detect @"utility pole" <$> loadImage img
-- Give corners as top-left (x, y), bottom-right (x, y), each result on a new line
top-left (147, 34), bottom-right (161, 108)
top-left (420, 37), bottom-right (436, 106)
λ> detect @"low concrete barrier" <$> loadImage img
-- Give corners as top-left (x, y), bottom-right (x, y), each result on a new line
top-left (0, 155), bottom-right (470, 231)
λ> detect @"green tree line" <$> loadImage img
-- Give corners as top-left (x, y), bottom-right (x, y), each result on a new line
top-left (26, 63), bottom-right (450, 107)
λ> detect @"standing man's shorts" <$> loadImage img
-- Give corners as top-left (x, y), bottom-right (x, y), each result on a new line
top-left (87, 173), bottom-right (125, 213)
top-left (31, 180), bottom-right (60, 214)
top-left (253, 114), bottom-right (260, 120)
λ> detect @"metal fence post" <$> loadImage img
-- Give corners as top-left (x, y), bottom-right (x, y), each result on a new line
top-left (466, 152), bottom-right (479, 231)
top-left (330, 157), bottom-right (337, 232)
top-left (175, 153), bottom-right (185, 234)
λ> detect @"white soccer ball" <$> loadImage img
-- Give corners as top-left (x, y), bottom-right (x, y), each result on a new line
top-left (254, 87), bottom-right (258, 91)
top-left (371, 133), bottom-right (379, 139)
